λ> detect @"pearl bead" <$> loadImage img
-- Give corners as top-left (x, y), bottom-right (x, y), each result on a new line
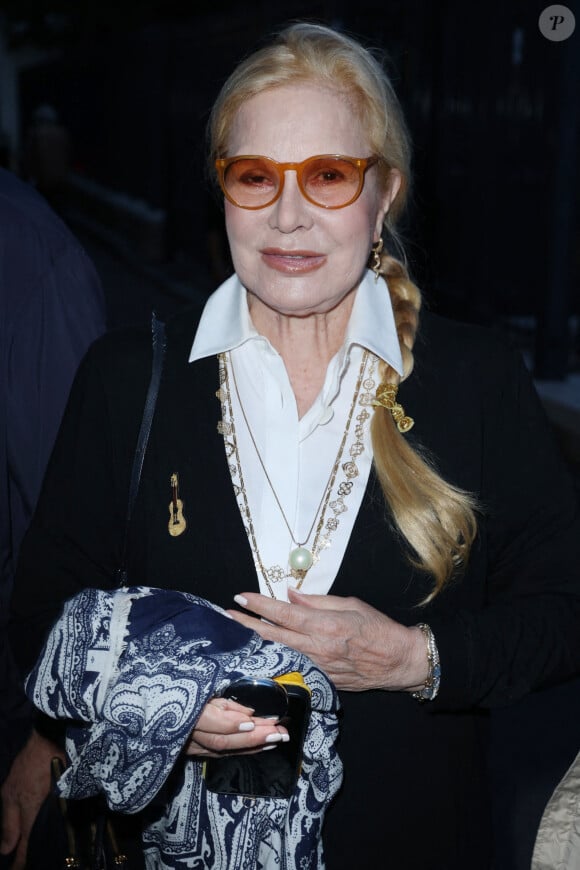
top-left (289, 546), bottom-right (313, 572)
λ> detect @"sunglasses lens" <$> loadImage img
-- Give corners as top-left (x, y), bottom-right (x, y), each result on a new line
top-left (301, 157), bottom-right (362, 207)
top-left (223, 157), bottom-right (280, 207)
top-left (219, 156), bottom-right (370, 208)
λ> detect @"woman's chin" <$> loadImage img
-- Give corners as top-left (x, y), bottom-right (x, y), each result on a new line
top-left (247, 283), bottom-right (358, 322)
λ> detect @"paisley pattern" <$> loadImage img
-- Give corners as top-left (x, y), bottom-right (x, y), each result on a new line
top-left (26, 586), bottom-right (343, 869)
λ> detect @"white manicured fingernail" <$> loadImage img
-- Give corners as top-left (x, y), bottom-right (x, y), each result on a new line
top-left (265, 733), bottom-right (284, 743)
top-left (261, 745), bottom-right (277, 752)
top-left (234, 594), bottom-right (248, 606)
top-left (238, 722), bottom-right (255, 732)
top-left (280, 733), bottom-right (290, 743)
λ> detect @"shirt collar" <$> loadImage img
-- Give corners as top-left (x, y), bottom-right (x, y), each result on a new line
top-left (189, 269), bottom-right (403, 376)
top-left (341, 269), bottom-right (403, 375)
top-left (189, 273), bottom-right (259, 362)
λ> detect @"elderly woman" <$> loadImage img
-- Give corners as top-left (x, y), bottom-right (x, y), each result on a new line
top-left (5, 21), bottom-right (580, 870)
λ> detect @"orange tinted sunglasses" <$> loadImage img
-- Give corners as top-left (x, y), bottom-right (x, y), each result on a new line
top-left (215, 154), bottom-right (379, 210)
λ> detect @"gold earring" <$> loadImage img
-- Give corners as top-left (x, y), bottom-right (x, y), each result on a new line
top-left (371, 238), bottom-right (384, 281)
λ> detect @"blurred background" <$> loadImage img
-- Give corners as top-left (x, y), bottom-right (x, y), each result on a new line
top-left (1, 0), bottom-right (579, 457)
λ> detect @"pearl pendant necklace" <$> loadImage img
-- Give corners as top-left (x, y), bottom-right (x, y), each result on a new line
top-left (289, 545), bottom-right (314, 573)
top-left (221, 350), bottom-right (371, 591)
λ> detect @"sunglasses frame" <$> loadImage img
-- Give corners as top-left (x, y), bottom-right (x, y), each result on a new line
top-left (215, 154), bottom-right (379, 210)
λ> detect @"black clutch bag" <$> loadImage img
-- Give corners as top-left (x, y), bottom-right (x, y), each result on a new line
top-left (203, 672), bottom-right (312, 799)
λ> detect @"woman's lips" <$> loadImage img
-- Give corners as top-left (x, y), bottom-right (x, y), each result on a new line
top-left (260, 248), bottom-right (327, 273)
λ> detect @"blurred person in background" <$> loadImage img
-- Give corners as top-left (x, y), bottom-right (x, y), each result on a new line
top-left (0, 165), bottom-right (105, 865)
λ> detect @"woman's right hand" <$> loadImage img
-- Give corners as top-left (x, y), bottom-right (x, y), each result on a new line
top-left (184, 697), bottom-right (289, 757)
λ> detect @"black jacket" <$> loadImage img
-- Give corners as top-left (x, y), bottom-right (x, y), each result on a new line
top-left (10, 303), bottom-right (580, 869)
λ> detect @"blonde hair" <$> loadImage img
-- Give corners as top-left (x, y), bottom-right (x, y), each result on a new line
top-left (209, 22), bottom-right (478, 600)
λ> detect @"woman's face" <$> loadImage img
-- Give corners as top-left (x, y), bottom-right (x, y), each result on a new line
top-left (223, 83), bottom-right (400, 319)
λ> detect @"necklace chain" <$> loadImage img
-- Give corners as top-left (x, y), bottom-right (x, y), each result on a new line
top-left (230, 355), bottom-right (344, 549)
top-left (217, 350), bottom-right (375, 596)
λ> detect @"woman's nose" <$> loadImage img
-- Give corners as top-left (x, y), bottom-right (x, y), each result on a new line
top-left (268, 170), bottom-right (314, 232)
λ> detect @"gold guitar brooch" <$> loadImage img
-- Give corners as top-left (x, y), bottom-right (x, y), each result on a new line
top-left (168, 473), bottom-right (187, 537)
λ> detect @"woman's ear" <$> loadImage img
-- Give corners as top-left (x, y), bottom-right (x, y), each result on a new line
top-left (374, 169), bottom-right (403, 240)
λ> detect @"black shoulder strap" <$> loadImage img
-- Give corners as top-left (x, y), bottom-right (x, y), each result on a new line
top-left (116, 312), bottom-right (166, 586)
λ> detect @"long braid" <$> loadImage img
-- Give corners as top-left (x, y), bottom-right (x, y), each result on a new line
top-left (370, 253), bottom-right (478, 601)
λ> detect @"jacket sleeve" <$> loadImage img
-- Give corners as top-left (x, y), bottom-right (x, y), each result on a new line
top-left (9, 329), bottom-right (151, 679)
top-left (427, 341), bottom-right (580, 710)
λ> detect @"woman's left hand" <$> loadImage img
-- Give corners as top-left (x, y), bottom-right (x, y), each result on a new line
top-left (227, 589), bottom-right (429, 692)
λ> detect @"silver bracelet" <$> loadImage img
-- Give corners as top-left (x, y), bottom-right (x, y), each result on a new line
top-left (411, 623), bottom-right (441, 702)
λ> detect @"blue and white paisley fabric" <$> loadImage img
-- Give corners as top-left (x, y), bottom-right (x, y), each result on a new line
top-left (26, 586), bottom-right (343, 869)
